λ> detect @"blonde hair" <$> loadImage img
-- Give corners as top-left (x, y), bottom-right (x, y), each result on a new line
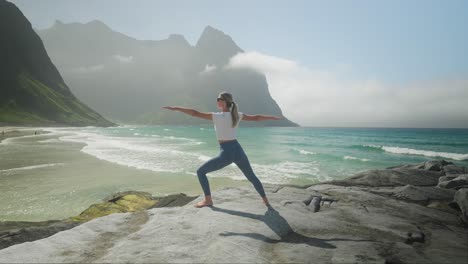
top-left (218, 92), bottom-right (239, 127)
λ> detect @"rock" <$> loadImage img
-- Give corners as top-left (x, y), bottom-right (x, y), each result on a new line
top-left (71, 191), bottom-right (196, 222)
top-left (386, 162), bottom-right (425, 170)
top-left (423, 160), bottom-right (452, 171)
top-left (453, 188), bottom-right (468, 224)
top-left (386, 160), bottom-right (452, 171)
top-left (0, 185), bottom-right (466, 263)
top-left (438, 174), bottom-right (468, 190)
top-left (321, 197), bottom-right (339, 207)
top-left (0, 220), bottom-right (80, 251)
top-left (310, 196), bottom-right (322, 212)
top-left (71, 191), bottom-right (158, 222)
top-left (443, 164), bottom-right (467, 177)
top-left (438, 175), bottom-right (458, 184)
top-left (405, 231), bottom-right (425, 244)
top-left (426, 201), bottom-right (459, 214)
top-left (389, 185), bottom-right (455, 203)
top-left (103, 190), bottom-right (154, 203)
top-left (0, 191), bottom-right (196, 250)
top-left (150, 193), bottom-right (198, 208)
top-left (329, 168), bottom-right (443, 187)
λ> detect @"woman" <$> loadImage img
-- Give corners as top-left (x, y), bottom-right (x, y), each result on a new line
top-left (162, 92), bottom-right (282, 208)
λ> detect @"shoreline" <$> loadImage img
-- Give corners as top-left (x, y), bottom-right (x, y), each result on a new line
top-left (0, 126), bottom-right (49, 143)
top-left (1, 127), bottom-right (467, 261)
top-left (0, 159), bottom-right (466, 262)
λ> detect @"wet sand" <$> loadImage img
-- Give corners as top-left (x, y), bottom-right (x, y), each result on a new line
top-left (0, 126), bottom-right (47, 143)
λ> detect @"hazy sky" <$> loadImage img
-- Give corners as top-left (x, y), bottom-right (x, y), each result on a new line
top-left (10, 0), bottom-right (468, 127)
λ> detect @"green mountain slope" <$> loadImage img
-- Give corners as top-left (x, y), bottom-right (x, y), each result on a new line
top-left (0, 0), bottom-right (115, 127)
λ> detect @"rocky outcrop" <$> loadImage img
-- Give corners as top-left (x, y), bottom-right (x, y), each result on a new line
top-left (327, 168), bottom-right (443, 187)
top-left (0, 183), bottom-right (467, 263)
top-left (1, 160), bottom-right (467, 263)
top-left (327, 160), bottom-right (466, 188)
top-left (0, 191), bottom-right (196, 250)
top-left (453, 188), bottom-right (468, 224)
top-left (443, 164), bottom-right (467, 176)
top-left (370, 185), bottom-right (456, 203)
top-left (438, 174), bottom-right (468, 190)
top-left (324, 160), bottom-right (468, 224)
top-left (0, 219), bottom-right (81, 252)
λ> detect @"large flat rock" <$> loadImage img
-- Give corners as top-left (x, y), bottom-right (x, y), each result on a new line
top-left (328, 168), bottom-right (443, 187)
top-left (0, 184), bottom-right (467, 263)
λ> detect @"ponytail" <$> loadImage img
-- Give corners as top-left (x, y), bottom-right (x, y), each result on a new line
top-left (230, 102), bottom-right (239, 127)
top-left (218, 91), bottom-right (239, 127)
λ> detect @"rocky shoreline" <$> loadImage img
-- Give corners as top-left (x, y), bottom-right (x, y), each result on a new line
top-left (0, 159), bottom-right (467, 263)
top-left (0, 191), bottom-right (198, 250)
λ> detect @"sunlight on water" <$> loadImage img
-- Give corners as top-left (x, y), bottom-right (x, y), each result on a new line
top-left (1, 125), bottom-right (468, 221)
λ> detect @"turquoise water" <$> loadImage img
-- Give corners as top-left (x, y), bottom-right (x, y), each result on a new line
top-left (1, 125), bottom-right (468, 221)
top-left (43, 125), bottom-right (468, 184)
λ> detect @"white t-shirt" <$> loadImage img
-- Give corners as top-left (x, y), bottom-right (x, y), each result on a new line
top-left (211, 112), bottom-right (244, 140)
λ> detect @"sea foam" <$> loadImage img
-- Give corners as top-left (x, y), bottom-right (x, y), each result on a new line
top-left (381, 146), bottom-right (468, 161)
top-left (343, 156), bottom-right (370, 162)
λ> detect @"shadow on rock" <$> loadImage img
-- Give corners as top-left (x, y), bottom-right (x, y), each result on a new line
top-left (211, 206), bottom-right (376, 249)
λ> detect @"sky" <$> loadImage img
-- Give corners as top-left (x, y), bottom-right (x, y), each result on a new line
top-left (10, 0), bottom-right (468, 128)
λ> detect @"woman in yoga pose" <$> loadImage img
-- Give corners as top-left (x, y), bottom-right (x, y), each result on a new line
top-left (162, 92), bottom-right (282, 208)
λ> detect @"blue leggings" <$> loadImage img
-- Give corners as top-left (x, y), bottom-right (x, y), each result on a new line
top-left (196, 140), bottom-right (266, 198)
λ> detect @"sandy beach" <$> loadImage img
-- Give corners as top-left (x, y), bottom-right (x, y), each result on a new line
top-left (0, 126), bottom-right (250, 222)
top-left (0, 126), bottom-right (47, 143)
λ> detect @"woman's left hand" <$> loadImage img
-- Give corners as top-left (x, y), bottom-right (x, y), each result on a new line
top-left (162, 106), bottom-right (176, 111)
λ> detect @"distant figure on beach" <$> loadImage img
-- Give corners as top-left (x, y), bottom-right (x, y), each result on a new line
top-left (34, 131), bottom-right (37, 135)
top-left (162, 91), bottom-right (282, 208)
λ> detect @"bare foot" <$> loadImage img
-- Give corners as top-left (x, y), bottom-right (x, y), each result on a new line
top-left (262, 197), bottom-right (271, 207)
top-left (194, 200), bottom-right (213, 208)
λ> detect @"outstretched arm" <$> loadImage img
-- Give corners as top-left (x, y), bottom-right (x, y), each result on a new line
top-left (161, 106), bottom-right (212, 120)
top-left (242, 114), bottom-right (283, 122)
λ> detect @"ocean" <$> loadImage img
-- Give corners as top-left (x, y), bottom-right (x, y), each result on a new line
top-left (1, 125), bottom-right (468, 221)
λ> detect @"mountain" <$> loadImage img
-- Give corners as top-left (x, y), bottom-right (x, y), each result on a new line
top-left (0, 0), bottom-right (115, 127)
top-left (37, 20), bottom-right (299, 127)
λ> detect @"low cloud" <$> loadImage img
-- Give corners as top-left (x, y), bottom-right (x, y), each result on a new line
top-left (113, 54), bottom-right (134, 63)
top-left (199, 64), bottom-right (217, 75)
top-left (227, 51), bottom-right (468, 128)
top-left (70, 64), bottom-right (104, 73)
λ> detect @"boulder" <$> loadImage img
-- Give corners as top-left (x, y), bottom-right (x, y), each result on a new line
top-left (438, 175), bottom-right (458, 184)
top-left (386, 160), bottom-right (452, 171)
top-left (453, 188), bottom-right (468, 224)
top-left (71, 191), bottom-right (159, 222)
top-left (423, 160), bottom-right (452, 171)
top-left (329, 168), bottom-right (443, 187)
top-left (443, 164), bottom-right (467, 177)
top-left (390, 185), bottom-right (455, 203)
top-left (426, 201), bottom-right (459, 214)
top-left (438, 174), bottom-right (468, 190)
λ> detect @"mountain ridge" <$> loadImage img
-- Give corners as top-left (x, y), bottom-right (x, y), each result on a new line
top-left (37, 20), bottom-right (299, 127)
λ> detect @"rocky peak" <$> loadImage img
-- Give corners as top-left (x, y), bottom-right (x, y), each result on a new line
top-left (86, 19), bottom-right (111, 30)
top-left (168, 34), bottom-right (190, 47)
top-left (195, 25), bottom-right (243, 66)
